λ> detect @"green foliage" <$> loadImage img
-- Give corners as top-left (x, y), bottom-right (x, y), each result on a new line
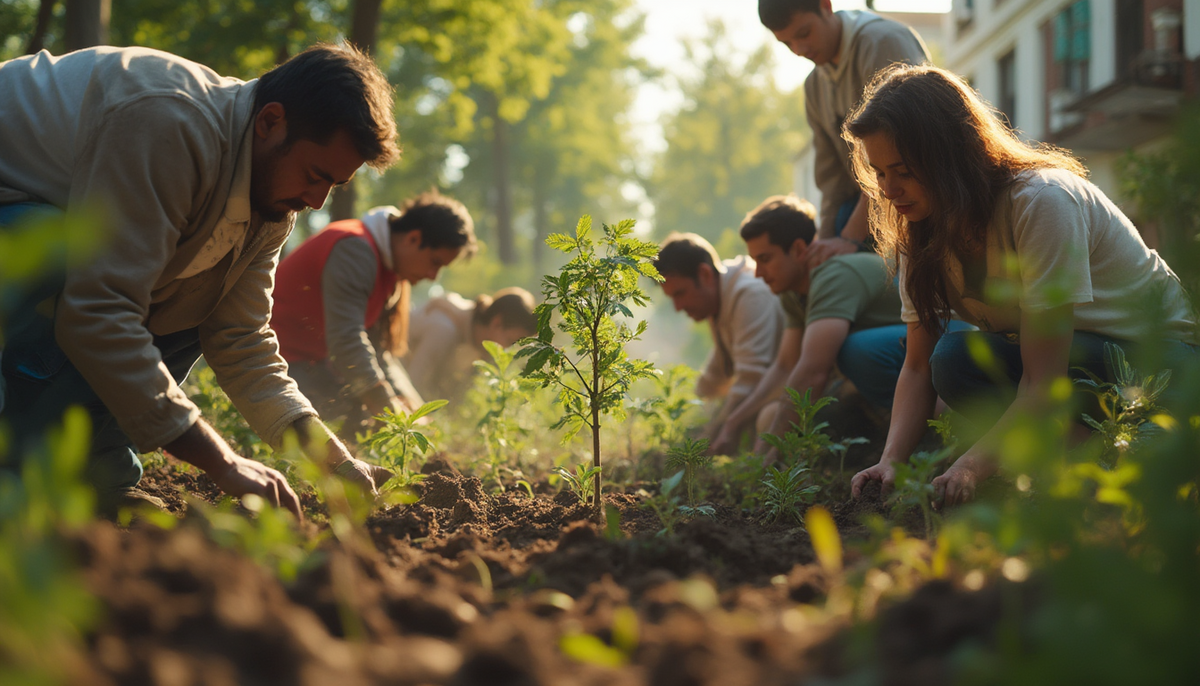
top-left (188, 494), bottom-right (321, 583)
top-left (518, 215), bottom-right (662, 507)
top-left (357, 400), bottom-right (448, 490)
top-left (890, 449), bottom-right (949, 540)
top-left (473, 339), bottom-right (534, 491)
top-left (649, 19), bottom-right (807, 242)
top-left (642, 470), bottom-right (685, 536)
top-left (760, 463), bottom-right (820, 525)
top-left (628, 363), bottom-right (704, 453)
top-left (0, 406), bottom-right (100, 684)
top-left (554, 463), bottom-right (602, 505)
top-left (1073, 342), bottom-right (1172, 466)
top-left (665, 436), bottom-right (712, 507)
top-left (761, 388), bottom-right (868, 476)
top-left (185, 364), bottom-right (271, 463)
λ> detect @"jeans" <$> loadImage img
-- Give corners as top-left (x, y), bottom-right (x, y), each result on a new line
top-left (929, 329), bottom-right (1198, 427)
top-left (0, 202), bottom-right (203, 505)
top-left (838, 320), bottom-right (976, 409)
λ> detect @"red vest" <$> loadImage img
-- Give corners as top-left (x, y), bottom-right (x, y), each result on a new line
top-left (272, 219), bottom-right (398, 363)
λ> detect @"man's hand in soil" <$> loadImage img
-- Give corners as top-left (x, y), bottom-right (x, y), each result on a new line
top-left (851, 459), bottom-right (897, 499)
top-left (164, 419), bottom-right (303, 519)
top-left (291, 416), bottom-right (393, 496)
top-left (931, 453), bottom-right (996, 509)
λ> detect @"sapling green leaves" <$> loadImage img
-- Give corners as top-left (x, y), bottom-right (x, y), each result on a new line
top-left (518, 215), bottom-right (662, 511)
top-left (666, 437), bottom-right (712, 506)
top-left (358, 400), bottom-right (448, 490)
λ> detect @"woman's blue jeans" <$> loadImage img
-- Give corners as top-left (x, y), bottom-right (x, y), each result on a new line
top-left (929, 329), bottom-right (1197, 427)
top-left (838, 320), bottom-right (976, 409)
top-left (1, 202), bottom-right (203, 506)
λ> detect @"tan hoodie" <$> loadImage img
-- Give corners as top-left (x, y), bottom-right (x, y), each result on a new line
top-left (0, 47), bottom-right (315, 451)
top-left (805, 10), bottom-right (929, 238)
top-left (697, 256), bottom-right (785, 423)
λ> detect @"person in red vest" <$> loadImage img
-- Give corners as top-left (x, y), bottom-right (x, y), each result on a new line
top-left (272, 191), bottom-right (476, 435)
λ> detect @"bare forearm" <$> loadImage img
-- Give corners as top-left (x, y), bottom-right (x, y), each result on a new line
top-left (162, 419), bottom-right (237, 475)
top-left (764, 365), bottom-right (830, 438)
top-left (724, 362), bottom-right (790, 430)
top-left (879, 365), bottom-right (938, 465)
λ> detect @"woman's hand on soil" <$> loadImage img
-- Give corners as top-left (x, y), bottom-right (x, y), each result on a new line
top-left (851, 460), bottom-right (897, 499)
top-left (333, 457), bottom-right (394, 496)
top-left (211, 455), bottom-right (303, 520)
top-left (931, 453), bottom-right (994, 509)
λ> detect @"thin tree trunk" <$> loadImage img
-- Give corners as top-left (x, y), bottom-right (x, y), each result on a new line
top-left (63, 0), bottom-right (109, 52)
top-left (25, 0), bottom-right (58, 54)
top-left (329, 0), bottom-right (384, 221)
top-left (591, 318), bottom-right (602, 514)
top-left (490, 96), bottom-right (516, 264)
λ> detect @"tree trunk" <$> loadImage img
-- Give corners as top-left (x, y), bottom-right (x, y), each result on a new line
top-left (25, 0), bottom-right (58, 54)
top-left (329, 0), bottom-right (385, 222)
top-left (532, 171), bottom-right (549, 274)
top-left (490, 97), bottom-right (516, 265)
top-left (63, 0), bottom-right (109, 52)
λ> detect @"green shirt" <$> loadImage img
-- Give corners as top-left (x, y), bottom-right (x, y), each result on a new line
top-left (781, 253), bottom-right (904, 332)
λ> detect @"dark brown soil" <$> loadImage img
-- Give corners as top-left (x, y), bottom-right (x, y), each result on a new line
top-left (65, 450), bottom-right (1021, 686)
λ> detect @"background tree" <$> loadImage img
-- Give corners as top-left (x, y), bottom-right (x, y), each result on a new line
top-left (648, 20), bottom-right (807, 243)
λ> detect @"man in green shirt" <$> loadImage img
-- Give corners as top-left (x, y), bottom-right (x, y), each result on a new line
top-left (710, 195), bottom-right (915, 463)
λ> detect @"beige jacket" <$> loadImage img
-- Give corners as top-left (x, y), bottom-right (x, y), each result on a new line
top-left (0, 47), bottom-right (315, 451)
top-left (697, 256), bottom-right (785, 422)
top-left (805, 11), bottom-right (929, 237)
top-left (404, 293), bottom-right (478, 401)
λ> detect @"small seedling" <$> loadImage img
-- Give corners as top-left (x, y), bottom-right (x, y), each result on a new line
top-left (665, 436), bottom-right (712, 506)
top-left (474, 339), bottom-right (532, 492)
top-left (555, 462), bottom-right (603, 505)
top-left (760, 388), bottom-right (868, 477)
top-left (1074, 343), bottom-right (1172, 466)
top-left (518, 215), bottom-right (662, 513)
top-left (760, 462), bottom-right (820, 525)
top-left (889, 415), bottom-right (957, 538)
top-left (358, 400), bottom-right (448, 489)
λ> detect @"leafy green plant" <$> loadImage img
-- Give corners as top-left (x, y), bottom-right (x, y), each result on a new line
top-left (518, 215), bottom-right (662, 511)
top-left (629, 363), bottom-right (703, 453)
top-left (761, 388), bottom-right (868, 476)
top-left (888, 415), bottom-right (957, 539)
top-left (760, 462), bottom-right (820, 525)
top-left (473, 339), bottom-right (534, 491)
top-left (1074, 342), bottom-right (1172, 466)
top-left (555, 462), bottom-right (603, 505)
top-left (665, 436), bottom-right (712, 506)
top-left (357, 400), bottom-right (448, 490)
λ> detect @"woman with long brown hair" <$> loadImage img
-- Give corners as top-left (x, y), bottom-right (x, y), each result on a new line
top-left (844, 64), bottom-right (1197, 506)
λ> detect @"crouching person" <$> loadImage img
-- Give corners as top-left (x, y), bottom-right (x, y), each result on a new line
top-left (0, 44), bottom-right (398, 517)
top-left (655, 233), bottom-right (785, 449)
top-left (404, 287), bottom-right (537, 403)
top-left (272, 192), bottom-right (476, 436)
top-left (716, 195), bottom-right (966, 465)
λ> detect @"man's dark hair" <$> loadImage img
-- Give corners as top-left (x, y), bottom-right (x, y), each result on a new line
top-left (391, 190), bottom-right (478, 257)
top-left (759, 0), bottom-right (824, 31)
top-left (255, 43), bottom-right (400, 171)
top-left (655, 232), bottom-right (721, 282)
top-left (739, 195), bottom-right (818, 251)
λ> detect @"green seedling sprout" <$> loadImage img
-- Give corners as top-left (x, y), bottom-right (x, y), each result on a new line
top-left (555, 462), bottom-right (603, 505)
top-left (1074, 342), bottom-right (1172, 466)
top-left (889, 414), bottom-right (957, 538)
top-left (358, 399), bottom-right (448, 490)
top-left (761, 388), bottom-right (868, 477)
top-left (666, 436), bottom-right (712, 507)
top-left (518, 215), bottom-right (662, 514)
top-left (760, 463), bottom-right (820, 525)
top-left (474, 339), bottom-right (531, 491)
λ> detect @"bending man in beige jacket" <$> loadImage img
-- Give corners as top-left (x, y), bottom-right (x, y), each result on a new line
top-left (656, 233), bottom-right (785, 448)
top-left (0, 44), bottom-right (398, 517)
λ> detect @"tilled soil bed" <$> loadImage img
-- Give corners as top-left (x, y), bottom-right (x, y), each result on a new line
top-left (62, 460), bottom-right (1019, 686)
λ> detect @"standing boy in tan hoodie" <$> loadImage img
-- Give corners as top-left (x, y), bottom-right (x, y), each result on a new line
top-left (759, 0), bottom-right (929, 266)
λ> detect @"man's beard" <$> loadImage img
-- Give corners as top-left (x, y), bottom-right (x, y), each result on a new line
top-left (250, 143), bottom-right (298, 223)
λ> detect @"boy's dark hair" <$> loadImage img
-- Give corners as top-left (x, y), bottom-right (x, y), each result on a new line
top-left (391, 191), bottom-right (478, 257)
top-left (474, 287), bottom-right (537, 333)
top-left (739, 195), bottom-right (818, 251)
top-left (655, 232), bottom-right (721, 282)
top-left (255, 43), bottom-right (400, 171)
top-left (759, 0), bottom-right (824, 31)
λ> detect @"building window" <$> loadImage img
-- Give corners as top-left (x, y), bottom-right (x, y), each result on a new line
top-left (1116, 0), bottom-right (1144, 78)
top-left (1054, 0), bottom-right (1091, 94)
top-left (998, 49), bottom-right (1017, 129)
